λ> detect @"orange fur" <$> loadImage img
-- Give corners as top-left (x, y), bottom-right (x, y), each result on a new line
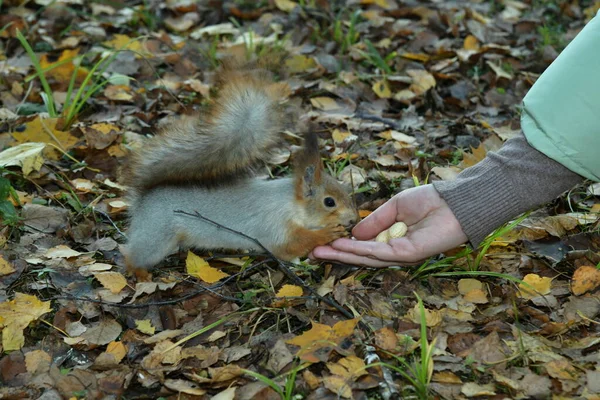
top-left (274, 223), bottom-right (349, 260)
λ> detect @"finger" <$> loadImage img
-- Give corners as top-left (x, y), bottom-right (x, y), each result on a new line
top-left (352, 199), bottom-right (399, 240)
top-left (311, 245), bottom-right (402, 268)
top-left (330, 237), bottom-right (423, 263)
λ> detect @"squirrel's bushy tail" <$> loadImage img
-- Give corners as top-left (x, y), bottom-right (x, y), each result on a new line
top-left (121, 61), bottom-right (292, 199)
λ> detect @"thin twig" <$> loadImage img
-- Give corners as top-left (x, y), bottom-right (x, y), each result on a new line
top-left (46, 259), bottom-right (269, 308)
top-left (355, 112), bottom-right (407, 131)
top-left (174, 209), bottom-right (355, 320)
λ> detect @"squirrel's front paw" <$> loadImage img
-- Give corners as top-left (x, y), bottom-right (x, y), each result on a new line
top-left (324, 224), bottom-right (349, 242)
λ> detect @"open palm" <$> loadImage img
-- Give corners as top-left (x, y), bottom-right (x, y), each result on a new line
top-left (312, 184), bottom-right (469, 267)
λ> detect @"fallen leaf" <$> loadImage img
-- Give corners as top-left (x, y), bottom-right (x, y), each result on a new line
top-left (311, 97), bottom-right (341, 111)
top-left (405, 303), bottom-right (442, 327)
top-left (276, 284), bottom-right (303, 298)
top-left (81, 318), bottom-right (123, 346)
top-left (104, 85), bottom-right (134, 101)
top-left (285, 55), bottom-right (317, 74)
top-left (372, 79), bottom-right (392, 98)
top-left (0, 255), bottom-right (15, 276)
top-left (135, 319), bottom-right (156, 335)
top-left (407, 69), bottom-right (436, 95)
top-left (332, 129), bottom-right (357, 144)
top-left (102, 34), bottom-right (151, 57)
top-left (458, 279), bottom-right (483, 294)
top-left (327, 355), bottom-right (367, 380)
top-left (463, 289), bottom-right (488, 304)
top-left (39, 48), bottom-right (89, 82)
top-left (211, 387), bottom-right (236, 400)
top-left (0, 293), bottom-right (52, 351)
top-left (83, 123), bottom-right (120, 150)
top-left (464, 35), bottom-right (480, 50)
top-left (401, 53), bottom-right (431, 62)
top-left (0, 142), bottom-right (45, 176)
top-left (45, 245), bottom-right (81, 259)
top-left (461, 382), bottom-right (496, 396)
top-left (518, 274), bottom-right (552, 299)
top-left (105, 341), bottom-right (127, 363)
top-left (93, 271), bottom-right (128, 294)
top-left (186, 251), bottom-right (229, 283)
top-left (274, 0), bottom-right (298, 12)
top-left (24, 349), bottom-right (51, 374)
top-left (545, 359), bottom-right (578, 380)
top-left (164, 379), bottom-right (206, 395)
top-left (571, 265), bottom-right (600, 296)
top-left (11, 116), bottom-right (79, 160)
top-left (487, 60), bottom-right (514, 80)
top-left (286, 319), bottom-right (360, 363)
top-left (71, 178), bottom-right (95, 192)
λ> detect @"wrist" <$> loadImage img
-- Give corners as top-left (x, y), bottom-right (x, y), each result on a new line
top-left (433, 134), bottom-right (585, 247)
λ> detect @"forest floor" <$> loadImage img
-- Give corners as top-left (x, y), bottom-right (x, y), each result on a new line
top-left (0, 0), bottom-right (599, 399)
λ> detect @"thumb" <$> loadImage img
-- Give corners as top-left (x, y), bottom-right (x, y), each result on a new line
top-left (352, 197), bottom-right (399, 240)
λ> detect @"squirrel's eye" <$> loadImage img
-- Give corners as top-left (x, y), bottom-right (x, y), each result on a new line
top-left (324, 197), bottom-right (336, 207)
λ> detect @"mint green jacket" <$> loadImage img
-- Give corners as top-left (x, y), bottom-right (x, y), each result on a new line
top-left (521, 11), bottom-right (600, 181)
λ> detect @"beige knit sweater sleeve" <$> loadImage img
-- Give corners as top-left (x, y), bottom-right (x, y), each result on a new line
top-left (432, 133), bottom-right (585, 247)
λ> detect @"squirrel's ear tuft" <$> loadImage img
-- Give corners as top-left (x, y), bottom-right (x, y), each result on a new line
top-left (295, 131), bottom-right (323, 199)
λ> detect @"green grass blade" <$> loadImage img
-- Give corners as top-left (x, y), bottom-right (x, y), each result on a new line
top-left (15, 30), bottom-right (57, 116)
top-left (242, 369), bottom-right (285, 398)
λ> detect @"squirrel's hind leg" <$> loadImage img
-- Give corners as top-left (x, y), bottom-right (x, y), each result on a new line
top-left (122, 232), bottom-right (178, 278)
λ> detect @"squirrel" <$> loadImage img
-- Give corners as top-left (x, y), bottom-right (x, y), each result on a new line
top-left (120, 60), bottom-right (359, 271)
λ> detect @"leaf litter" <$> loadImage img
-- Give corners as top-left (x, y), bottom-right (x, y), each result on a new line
top-left (0, 0), bottom-right (599, 399)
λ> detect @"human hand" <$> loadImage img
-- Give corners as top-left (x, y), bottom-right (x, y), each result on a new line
top-left (311, 184), bottom-right (469, 267)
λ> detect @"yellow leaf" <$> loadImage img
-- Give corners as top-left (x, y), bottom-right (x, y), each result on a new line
top-left (323, 375), bottom-right (352, 398)
top-left (89, 122), bottom-right (120, 135)
top-left (11, 117), bottom-right (79, 160)
top-left (303, 369), bottom-right (321, 390)
top-left (39, 48), bottom-right (89, 82)
top-left (518, 273), bottom-right (552, 299)
top-left (274, 0), bottom-right (298, 12)
top-left (358, 210), bottom-right (372, 218)
top-left (186, 251), bottom-right (229, 283)
top-left (458, 278), bottom-right (483, 295)
top-left (327, 355), bottom-right (367, 380)
top-left (400, 53), bottom-right (430, 63)
top-left (104, 85), bottom-right (134, 101)
top-left (285, 319), bottom-right (360, 362)
top-left (285, 55), bottom-right (317, 74)
top-left (310, 97), bottom-right (340, 111)
top-left (276, 284), bottom-right (303, 298)
top-left (407, 69), bottom-right (436, 95)
top-left (331, 129), bottom-right (356, 144)
top-left (463, 289), bottom-right (488, 304)
top-left (102, 34), bottom-right (150, 57)
top-left (286, 322), bottom-right (332, 348)
top-left (463, 35), bottom-right (480, 51)
top-left (93, 271), bottom-right (128, 294)
top-left (106, 341), bottom-right (127, 363)
top-left (545, 359), bottom-right (579, 380)
top-left (0, 255), bottom-right (15, 276)
top-left (0, 293), bottom-right (52, 351)
top-left (372, 79), bottom-right (391, 98)
top-left (135, 319), bottom-right (156, 335)
top-left (331, 318), bottom-right (360, 340)
top-left (433, 371), bottom-right (463, 384)
top-left (405, 303), bottom-right (442, 327)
